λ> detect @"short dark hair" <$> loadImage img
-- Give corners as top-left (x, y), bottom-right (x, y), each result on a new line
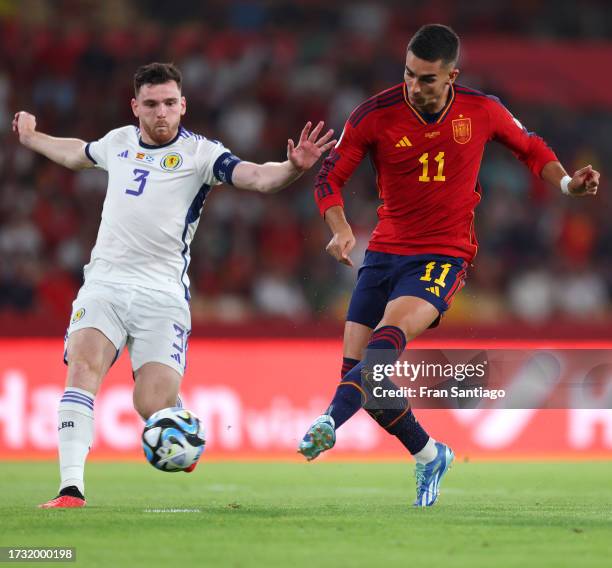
top-left (133, 62), bottom-right (182, 96)
top-left (407, 24), bottom-right (460, 66)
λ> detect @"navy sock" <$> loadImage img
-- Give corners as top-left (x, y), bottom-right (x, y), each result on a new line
top-left (325, 325), bottom-right (407, 429)
top-left (321, 325), bottom-right (431, 456)
top-left (360, 326), bottom-right (430, 454)
top-left (341, 357), bottom-right (360, 379)
top-left (325, 357), bottom-right (362, 429)
top-left (383, 409), bottom-right (430, 455)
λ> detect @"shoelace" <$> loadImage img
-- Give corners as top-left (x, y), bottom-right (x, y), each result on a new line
top-left (415, 465), bottom-right (427, 495)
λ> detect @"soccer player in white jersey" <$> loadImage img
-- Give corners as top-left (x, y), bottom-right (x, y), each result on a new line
top-left (12, 62), bottom-right (336, 508)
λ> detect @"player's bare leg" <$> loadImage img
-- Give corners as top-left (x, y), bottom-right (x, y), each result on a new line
top-left (39, 328), bottom-right (116, 509)
top-left (133, 363), bottom-right (197, 472)
top-left (133, 363), bottom-right (182, 421)
top-left (343, 321), bottom-right (373, 360)
top-left (377, 295), bottom-right (439, 340)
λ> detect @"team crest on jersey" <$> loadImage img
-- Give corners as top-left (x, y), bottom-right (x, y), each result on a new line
top-left (136, 152), bottom-right (155, 163)
top-left (71, 308), bottom-right (86, 324)
top-left (452, 117), bottom-right (471, 144)
top-left (161, 152), bottom-right (183, 171)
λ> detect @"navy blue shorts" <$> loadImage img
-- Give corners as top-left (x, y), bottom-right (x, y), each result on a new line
top-left (346, 251), bottom-right (468, 329)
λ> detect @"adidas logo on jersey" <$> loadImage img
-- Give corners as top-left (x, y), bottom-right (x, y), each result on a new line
top-left (395, 136), bottom-right (412, 148)
top-left (117, 150), bottom-right (129, 158)
top-left (425, 286), bottom-right (440, 297)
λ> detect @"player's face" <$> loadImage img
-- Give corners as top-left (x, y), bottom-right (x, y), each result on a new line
top-left (131, 81), bottom-right (186, 145)
top-left (404, 51), bottom-right (458, 113)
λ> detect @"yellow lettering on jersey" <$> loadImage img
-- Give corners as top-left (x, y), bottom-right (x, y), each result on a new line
top-left (433, 152), bottom-right (446, 181)
top-left (419, 152), bottom-right (445, 183)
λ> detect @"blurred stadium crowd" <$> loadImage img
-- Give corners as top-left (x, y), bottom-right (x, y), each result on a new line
top-left (0, 0), bottom-right (610, 332)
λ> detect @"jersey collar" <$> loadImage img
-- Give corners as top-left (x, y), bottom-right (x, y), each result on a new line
top-left (402, 83), bottom-right (455, 125)
top-left (137, 126), bottom-right (181, 149)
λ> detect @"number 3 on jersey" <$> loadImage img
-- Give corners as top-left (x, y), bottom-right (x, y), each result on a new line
top-left (125, 169), bottom-right (150, 196)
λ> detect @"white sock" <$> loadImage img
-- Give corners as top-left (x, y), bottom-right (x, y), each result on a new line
top-left (57, 387), bottom-right (95, 496)
top-left (413, 437), bottom-right (438, 464)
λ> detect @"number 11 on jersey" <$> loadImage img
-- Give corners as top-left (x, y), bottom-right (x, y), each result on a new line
top-left (418, 152), bottom-right (445, 182)
top-left (125, 168), bottom-right (150, 196)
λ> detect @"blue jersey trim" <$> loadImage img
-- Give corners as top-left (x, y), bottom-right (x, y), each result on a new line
top-left (180, 183), bottom-right (212, 300)
top-left (315, 150), bottom-right (341, 199)
top-left (179, 126), bottom-right (206, 140)
top-left (349, 86), bottom-right (404, 128)
top-left (213, 152), bottom-right (242, 185)
top-left (84, 143), bottom-right (97, 164)
top-left (455, 85), bottom-right (502, 105)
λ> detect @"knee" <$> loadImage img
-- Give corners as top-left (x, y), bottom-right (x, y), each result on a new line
top-left (67, 357), bottom-right (103, 393)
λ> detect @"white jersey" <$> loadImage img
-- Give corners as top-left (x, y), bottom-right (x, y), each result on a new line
top-left (84, 125), bottom-right (237, 299)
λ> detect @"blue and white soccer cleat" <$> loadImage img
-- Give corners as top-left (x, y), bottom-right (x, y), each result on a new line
top-left (298, 415), bottom-right (336, 461)
top-left (413, 442), bottom-right (454, 507)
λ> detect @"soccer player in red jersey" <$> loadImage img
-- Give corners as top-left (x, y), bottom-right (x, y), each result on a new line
top-left (298, 24), bottom-right (599, 506)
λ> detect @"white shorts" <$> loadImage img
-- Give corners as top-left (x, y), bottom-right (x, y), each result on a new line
top-left (65, 280), bottom-right (191, 376)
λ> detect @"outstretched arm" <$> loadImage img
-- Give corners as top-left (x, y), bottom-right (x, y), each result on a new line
top-left (12, 111), bottom-right (93, 171)
top-left (541, 161), bottom-right (600, 197)
top-left (488, 100), bottom-right (600, 198)
top-left (231, 121), bottom-right (336, 193)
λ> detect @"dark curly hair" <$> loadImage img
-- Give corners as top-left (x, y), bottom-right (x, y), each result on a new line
top-left (133, 62), bottom-right (182, 96)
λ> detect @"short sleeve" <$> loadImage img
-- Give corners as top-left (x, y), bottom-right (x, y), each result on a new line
top-left (194, 139), bottom-right (241, 186)
top-left (85, 130), bottom-right (116, 171)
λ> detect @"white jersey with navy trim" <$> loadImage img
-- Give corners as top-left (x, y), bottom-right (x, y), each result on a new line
top-left (84, 125), bottom-right (239, 299)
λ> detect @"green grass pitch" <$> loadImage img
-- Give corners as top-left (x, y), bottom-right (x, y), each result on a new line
top-left (1, 461), bottom-right (611, 567)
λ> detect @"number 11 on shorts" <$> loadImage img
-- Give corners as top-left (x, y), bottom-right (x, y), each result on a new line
top-left (419, 261), bottom-right (452, 287)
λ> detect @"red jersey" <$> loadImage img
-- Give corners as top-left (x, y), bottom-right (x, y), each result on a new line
top-left (314, 83), bottom-right (558, 262)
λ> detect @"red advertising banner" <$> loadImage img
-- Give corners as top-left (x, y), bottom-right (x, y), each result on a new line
top-left (0, 339), bottom-right (611, 461)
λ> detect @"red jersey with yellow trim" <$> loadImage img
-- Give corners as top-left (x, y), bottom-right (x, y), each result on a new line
top-left (314, 82), bottom-right (558, 262)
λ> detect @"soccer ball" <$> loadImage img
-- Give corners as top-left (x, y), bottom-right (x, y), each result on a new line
top-left (141, 407), bottom-right (206, 472)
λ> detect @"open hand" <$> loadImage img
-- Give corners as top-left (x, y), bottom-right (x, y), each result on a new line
top-left (569, 165), bottom-right (600, 196)
top-left (288, 121), bottom-right (336, 172)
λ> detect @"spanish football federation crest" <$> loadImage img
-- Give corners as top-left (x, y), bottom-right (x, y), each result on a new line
top-left (161, 152), bottom-right (183, 171)
top-left (452, 117), bottom-right (471, 144)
